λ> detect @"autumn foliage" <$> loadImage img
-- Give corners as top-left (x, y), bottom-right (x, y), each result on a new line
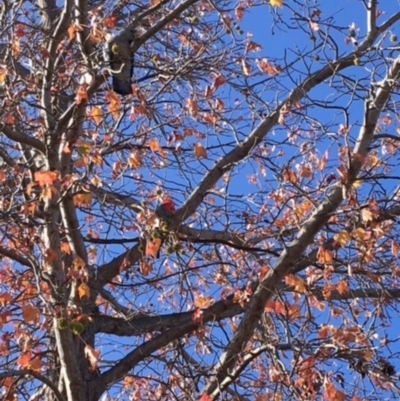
top-left (0, 0), bottom-right (400, 401)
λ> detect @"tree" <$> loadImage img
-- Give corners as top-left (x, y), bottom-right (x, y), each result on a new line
top-left (0, 0), bottom-right (399, 400)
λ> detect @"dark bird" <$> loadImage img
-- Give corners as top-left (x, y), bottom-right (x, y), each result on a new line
top-left (105, 27), bottom-right (136, 96)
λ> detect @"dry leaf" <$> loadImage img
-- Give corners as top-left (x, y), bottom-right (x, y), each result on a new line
top-left (84, 345), bottom-right (100, 371)
top-left (149, 138), bottom-right (162, 153)
top-left (67, 25), bottom-right (76, 41)
top-left (139, 260), bottom-right (153, 276)
top-left (44, 248), bottom-right (58, 263)
top-left (270, 0), bottom-right (283, 7)
top-left (76, 85), bottom-right (88, 105)
top-left (284, 275), bottom-right (306, 293)
top-left (242, 59), bottom-right (251, 76)
top-left (186, 98), bottom-right (199, 117)
top-left (128, 151), bottom-right (142, 168)
top-left (333, 231), bottom-right (350, 247)
top-left (351, 227), bottom-right (366, 242)
top-left (324, 382), bottom-right (345, 401)
top-left (194, 295), bottom-right (212, 308)
top-left (22, 305), bottom-right (40, 325)
top-left (194, 143), bottom-right (207, 159)
top-left (73, 193), bottom-right (92, 207)
top-left (60, 242), bottom-right (71, 254)
top-left (78, 283), bottom-right (90, 299)
top-left (4, 114), bottom-right (15, 125)
top-left (146, 238), bottom-right (162, 259)
top-left (90, 106), bottom-right (103, 125)
top-left (337, 280), bottom-right (349, 295)
top-left (34, 170), bottom-right (59, 187)
top-left (212, 75), bottom-right (226, 90)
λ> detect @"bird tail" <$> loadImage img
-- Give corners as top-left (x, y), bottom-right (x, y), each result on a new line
top-left (112, 78), bottom-right (132, 96)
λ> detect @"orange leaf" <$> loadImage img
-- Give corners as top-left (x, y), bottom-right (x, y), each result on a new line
top-left (149, 138), bottom-right (162, 153)
top-left (194, 295), bottom-right (212, 308)
top-left (0, 69), bottom-right (6, 84)
top-left (333, 231), bottom-right (350, 247)
top-left (186, 98), bottom-right (199, 117)
top-left (84, 345), bottom-right (100, 371)
top-left (282, 168), bottom-right (297, 183)
top-left (392, 240), bottom-right (399, 257)
top-left (264, 300), bottom-right (276, 313)
top-left (274, 301), bottom-right (286, 315)
top-left (270, 0), bottom-right (283, 7)
top-left (337, 280), bottom-right (349, 295)
top-left (288, 304), bottom-right (301, 320)
top-left (67, 25), bottom-right (76, 41)
top-left (60, 242), bottom-right (71, 255)
top-left (90, 106), bottom-right (103, 125)
top-left (76, 85), bottom-right (88, 105)
top-left (205, 85), bottom-right (213, 99)
top-left (0, 293), bottom-right (12, 307)
top-left (212, 75), bottom-right (226, 90)
top-left (351, 227), bottom-right (366, 242)
top-left (256, 58), bottom-right (281, 75)
top-left (194, 143), bottom-right (207, 159)
top-left (324, 382), bottom-right (345, 401)
top-left (34, 170), bottom-right (59, 187)
top-left (11, 39), bottom-right (20, 57)
top-left (77, 283), bottom-right (90, 299)
top-left (139, 260), bottom-right (153, 276)
top-left (128, 151), bottom-right (142, 168)
top-left (39, 186), bottom-right (59, 202)
top-left (108, 100), bottom-right (121, 120)
top-left (146, 238), bottom-right (162, 259)
top-left (29, 357), bottom-right (42, 372)
top-left (22, 305), bottom-right (40, 325)
top-left (298, 165), bottom-right (312, 178)
top-left (44, 248), bottom-right (58, 263)
top-left (284, 274), bottom-right (306, 293)
top-left (317, 246), bottom-right (333, 264)
top-left (73, 193), bottom-right (92, 207)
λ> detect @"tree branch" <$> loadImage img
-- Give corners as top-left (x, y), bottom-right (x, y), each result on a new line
top-left (97, 296), bottom-right (244, 390)
top-left (0, 124), bottom-right (46, 153)
top-left (94, 292), bottom-right (243, 337)
top-left (0, 369), bottom-right (66, 401)
top-left (0, 245), bottom-right (34, 267)
top-left (202, 48), bottom-right (400, 401)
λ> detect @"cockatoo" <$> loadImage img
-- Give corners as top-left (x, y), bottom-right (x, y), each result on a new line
top-left (104, 27), bottom-right (136, 96)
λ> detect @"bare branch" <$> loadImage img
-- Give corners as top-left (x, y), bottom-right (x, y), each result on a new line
top-left (202, 52), bottom-right (400, 400)
top-left (98, 294), bottom-right (243, 389)
top-left (0, 124), bottom-right (46, 152)
top-left (0, 245), bottom-right (35, 267)
top-left (0, 369), bottom-right (66, 401)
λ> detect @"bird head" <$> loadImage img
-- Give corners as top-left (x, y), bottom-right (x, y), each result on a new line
top-left (111, 43), bottom-right (119, 54)
top-left (161, 199), bottom-right (175, 215)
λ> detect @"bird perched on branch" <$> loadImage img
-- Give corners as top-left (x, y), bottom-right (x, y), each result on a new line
top-left (104, 27), bottom-right (136, 96)
top-left (155, 198), bottom-right (176, 219)
top-left (145, 199), bottom-right (176, 259)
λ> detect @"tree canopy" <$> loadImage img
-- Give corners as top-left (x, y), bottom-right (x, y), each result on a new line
top-left (0, 0), bottom-right (400, 400)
